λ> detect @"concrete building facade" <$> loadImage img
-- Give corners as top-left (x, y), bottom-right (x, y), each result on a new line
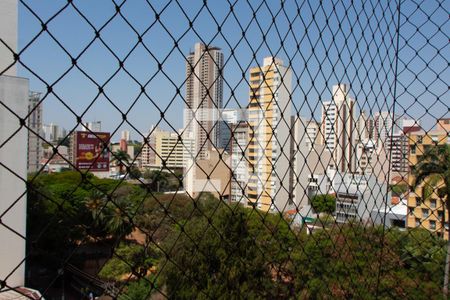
top-left (334, 173), bottom-right (389, 224)
top-left (292, 116), bottom-right (333, 218)
top-left (183, 43), bottom-right (224, 160)
top-left (321, 84), bottom-right (356, 173)
top-left (141, 127), bottom-right (195, 169)
top-left (0, 0), bottom-right (30, 289)
top-left (406, 129), bottom-right (449, 237)
top-left (27, 92), bottom-right (43, 173)
top-left (246, 57), bottom-right (292, 212)
top-left (230, 123), bottom-right (249, 204)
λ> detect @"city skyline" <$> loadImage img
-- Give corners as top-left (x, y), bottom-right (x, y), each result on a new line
top-left (16, 1), bottom-right (448, 140)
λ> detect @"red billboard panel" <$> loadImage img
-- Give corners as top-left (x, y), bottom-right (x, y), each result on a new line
top-left (75, 131), bottom-right (110, 172)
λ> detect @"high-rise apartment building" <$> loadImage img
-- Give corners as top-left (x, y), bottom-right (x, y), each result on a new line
top-left (291, 116), bottom-right (333, 218)
top-left (305, 119), bottom-right (320, 150)
top-left (141, 127), bottom-right (195, 169)
top-left (354, 138), bottom-right (390, 182)
top-left (406, 128), bottom-right (449, 237)
top-left (386, 133), bottom-right (409, 174)
top-left (373, 111), bottom-right (403, 143)
top-left (183, 43), bottom-right (224, 159)
top-left (246, 57), bottom-right (292, 212)
top-left (356, 110), bottom-right (374, 141)
top-left (230, 122), bottom-right (249, 204)
top-left (42, 123), bottom-right (66, 143)
top-left (27, 92), bottom-right (43, 173)
top-left (321, 84), bottom-right (355, 172)
top-left (82, 121), bottom-right (102, 132)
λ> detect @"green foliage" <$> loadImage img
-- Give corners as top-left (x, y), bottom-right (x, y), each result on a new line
top-left (291, 226), bottom-right (446, 299)
top-left (118, 278), bottom-right (153, 300)
top-left (28, 170), bottom-right (449, 299)
top-left (112, 150), bottom-right (131, 174)
top-left (390, 183), bottom-right (408, 196)
top-left (311, 194), bottom-right (336, 214)
top-left (27, 172), bottom-right (142, 263)
top-left (99, 243), bottom-right (157, 281)
top-left (143, 169), bottom-right (182, 192)
top-left (159, 203), bottom-right (296, 299)
top-left (129, 166), bottom-right (142, 179)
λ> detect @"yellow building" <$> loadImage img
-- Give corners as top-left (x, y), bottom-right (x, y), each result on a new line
top-left (246, 57), bottom-right (292, 212)
top-left (406, 129), bottom-right (449, 237)
top-left (141, 127), bottom-right (195, 169)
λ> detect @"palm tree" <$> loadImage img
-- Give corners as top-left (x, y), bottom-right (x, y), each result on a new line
top-left (413, 144), bottom-right (450, 297)
top-left (104, 196), bottom-right (134, 241)
top-left (85, 189), bottom-right (109, 238)
top-left (112, 150), bottom-right (131, 175)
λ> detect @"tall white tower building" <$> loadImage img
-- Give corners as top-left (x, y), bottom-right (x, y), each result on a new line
top-left (321, 84), bottom-right (356, 172)
top-left (27, 92), bottom-right (43, 173)
top-left (183, 43), bottom-right (224, 197)
top-left (183, 43), bottom-right (224, 159)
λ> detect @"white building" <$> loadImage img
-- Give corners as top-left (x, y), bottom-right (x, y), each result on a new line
top-left (321, 84), bottom-right (356, 172)
top-left (291, 116), bottom-right (333, 218)
top-left (334, 173), bottom-right (389, 224)
top-left (42, 123), bottom-right (66, 143)
top-left (27, 92), bottom-right (43, 173)
top-left (230, 123), bottom-right (249, 204)
top-left (0, 0), bottom-right (29, 289)
top-left (354, 138), bottom-right (390, 182)
top-left (373, 111), bottom-right (403, 142)
top-left (305, 119), bottom-right (320, 150)
top-left (82, 121), bottom-right (102, 132)
top-left (355, 110), bottom-right (373, 141)
top-left (183, 43), bottom-right (224, 160)
top-left (371, 198), bottom-right (407, 229)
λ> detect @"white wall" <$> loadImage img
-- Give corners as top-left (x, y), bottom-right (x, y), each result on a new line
top-left (0, 0), bottom-right (18, 76)
top-left (0, 75), bottom-right (29, 288)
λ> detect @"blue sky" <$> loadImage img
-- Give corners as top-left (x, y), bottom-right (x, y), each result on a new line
top-left (17, 0), bottom-right (449, 141)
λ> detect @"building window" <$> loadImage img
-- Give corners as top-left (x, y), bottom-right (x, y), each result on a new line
top-left (416, 197), bottom-right (422, 206)
top-left (410, 145), bottom-right (416, 154)
top-left (408, 207), bottom-right (414, 215)
top-left (415, 218), bottom-right (421, 227)
top-left (430, 199), bottom-right (436, 209)
top-left (438, 211), bottom-right (444, 220)
top-left (430, 220), bottom-right (436, 230)
top-left (417, 136), bottom-right (423, 144)
top-left (422, 209), bottom-right (429, 218)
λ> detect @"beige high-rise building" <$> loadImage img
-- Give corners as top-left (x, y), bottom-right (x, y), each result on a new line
top-left (183, 43), bottom-right (224, 160)
top-left (246, 57), bottom-right (292, 212)
top-left (321, 84), bottom-right (356, 172)
top-left (406, 129), bottom-right (449, 238)
top-left (141, 127), bottom-right (194, 169)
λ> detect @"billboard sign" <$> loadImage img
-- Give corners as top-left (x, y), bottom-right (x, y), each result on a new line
top-left (75, 131), bottom-right (110, 171)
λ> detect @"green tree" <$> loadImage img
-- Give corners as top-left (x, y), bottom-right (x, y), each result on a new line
top-left (129, 166), bottom-right (142, 180)
top-left (99, 243), bottom-right (156, 281)
top-left (112, 150), bottom-right (131, 174)
top-left (143, 170), bottom-right (169, 192)
top-left (119, 278), bottom-right (153, 300)
top-left (158, 203), bottom-right (291, 299)
top-left (311, 194), bottom-right (336, 214)
top-left (412, 144), bottom-right (450, 296)
top-left (390, 183), bottom-right (408, 197)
